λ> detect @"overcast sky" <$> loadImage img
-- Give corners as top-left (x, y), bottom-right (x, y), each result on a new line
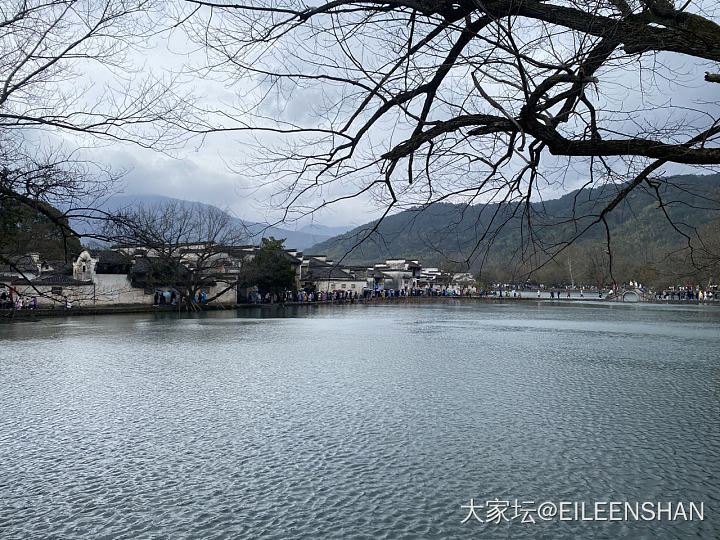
top-left (61, 1), bottom-right (720, 229)
top-left (62, 12), bottom-right (380, 229)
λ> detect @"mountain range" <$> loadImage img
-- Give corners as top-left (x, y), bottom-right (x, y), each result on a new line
top-left (70, 176), bottom-right (720, 284)
top-left (73, 194), bottom-right (353, 251)
top-left (307, 174), bottom-right (720, 277)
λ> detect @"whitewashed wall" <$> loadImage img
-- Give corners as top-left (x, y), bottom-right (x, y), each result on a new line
top-left (12, 285), bottom-right (95, 307)
top-left (93, 274), bottom-right (151, 305)
top-left (315, 279), bottom-right (367, 292)
top-left (208, 282), bottom-right (237, 304)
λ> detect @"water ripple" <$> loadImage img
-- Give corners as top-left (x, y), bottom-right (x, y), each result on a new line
top-left (1, 303), bottom-right (718, 539)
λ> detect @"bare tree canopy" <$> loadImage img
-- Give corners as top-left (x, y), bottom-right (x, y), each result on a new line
top-left (186, 0), bottom-right (720, 270)
top-left (1, 0), bottom-right (196, 148)
top-left (1, 0), bottom-right (202, 275)
top-left (104, 200), bottom-right (250, 308)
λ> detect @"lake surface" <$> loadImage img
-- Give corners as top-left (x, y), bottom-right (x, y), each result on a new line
top-left (1, 301), bottom-right (718, 539)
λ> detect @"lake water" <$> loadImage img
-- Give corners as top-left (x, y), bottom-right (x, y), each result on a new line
top-left (1, 301), bottom-right (718, 539)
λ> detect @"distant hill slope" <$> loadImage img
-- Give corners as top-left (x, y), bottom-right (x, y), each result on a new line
top-left (308, 174), bottom-right (720, 269)
top-left (1, 199), bottom-right (82, 264)
top-left (72, 194), bottom-right (351, 251)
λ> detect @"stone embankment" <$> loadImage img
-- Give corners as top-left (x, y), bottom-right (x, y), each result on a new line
top-left (2, 293), bottom-right (717, 321)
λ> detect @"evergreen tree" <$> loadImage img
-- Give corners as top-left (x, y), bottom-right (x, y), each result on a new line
top-left (244, 237), bottom-right (297, 295)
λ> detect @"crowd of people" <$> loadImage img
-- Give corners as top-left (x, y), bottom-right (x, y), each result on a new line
top-left (246, 286), bottom-right (474, 304)
top-left (2, 281), bottom-right (717, 311)
top-left (152, 290), bottom-right (210, 306)
top-left (0, 289), bottom-right (73, 310)
top-left (612, 281), bottom-right (718, 301)
top-left (0, 290), bottom-right (38, 310)
top-left (654, 287), bottom-right (717, 301)
top-left (153, 290), bottom-right (178, 306)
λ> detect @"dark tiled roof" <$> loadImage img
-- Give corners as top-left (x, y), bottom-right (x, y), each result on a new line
top-left (130, 257), bottom-right (192, 279)
top-left (0, 254), bottom-right (39, 273)
top-left (1, 273), bottom-right (90, 286)
top-left (305, 269), bottom-right (358, 281)
top-left (225, 244), bottom-right (258, 252)
top-left (43, 257), bottom-right (67, 265)
top-left (91, 249), bottom-right (132, 274)
top-left (93, 249), bottom-right (131, 264)
top-left (304, 260), bottom-right (358, 281)
top-left (33, 274), bottom-right (92, 286)
top-left (279, 251), bottom-right (302, 265)
top-left (129, 257), bottom-right (156, 274)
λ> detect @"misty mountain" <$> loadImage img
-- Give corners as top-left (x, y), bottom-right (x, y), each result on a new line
top-left (72, 194), bottom-right (351, 251)
top-left (298, 223), bottom-right (355, 238)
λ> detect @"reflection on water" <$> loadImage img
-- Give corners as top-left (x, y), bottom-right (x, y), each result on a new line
top-left (1, 301), bottom-right (718, 539)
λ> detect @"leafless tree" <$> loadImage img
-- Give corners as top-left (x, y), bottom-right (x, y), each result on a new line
top-left (0, 0), bottom-right (203, 299)
top-left (104, 200), bottom-right (250, 309)
top-left (185, 0), bottom-right (720, 278)
top-left (661, 218), bottom-right (720, 286)
top-left (581, 243), bottom-right (612, 288)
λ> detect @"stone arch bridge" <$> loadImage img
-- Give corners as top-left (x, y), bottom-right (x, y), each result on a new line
top-left (604, 287), bottom-right (654, 302)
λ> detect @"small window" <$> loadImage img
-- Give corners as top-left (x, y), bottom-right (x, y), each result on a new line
top-left (351, 284), bottom-right (356, 289)
top-left (341, 284), bottom-right (346, 289)
top-left (51, 286), bottom-right (62, 295)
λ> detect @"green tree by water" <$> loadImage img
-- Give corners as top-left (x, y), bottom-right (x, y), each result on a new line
top-left (0, 199), bottom-right (81, 262)
top-left (243, 237), bottom-right (297, 294)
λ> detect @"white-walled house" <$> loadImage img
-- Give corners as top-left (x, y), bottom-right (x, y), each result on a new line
top-left (451, 272), bottom-right (477, 291)
top-left (301, 256), bottom-right (367, 292)
top-left (0, 253), bottom-right (94, 307)
top-left (1, 274), bottom-right (94, 307)
top-left (3, 245), bottom-right (441, 307)
top-left (370, 259), bottom-right (422, 290)
top-left (73, 249), bottom-right (149, 305)
top-left (73, 248), bottom-right (245, 305)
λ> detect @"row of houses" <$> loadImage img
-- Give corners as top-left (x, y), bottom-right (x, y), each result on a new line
top-left (1, 245), bottom-right (476, 307)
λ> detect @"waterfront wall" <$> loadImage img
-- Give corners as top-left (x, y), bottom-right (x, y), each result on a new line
top-left (4, 293), bottom-right (718, 321)
top-left (92, 274), bottom-right (150, 305)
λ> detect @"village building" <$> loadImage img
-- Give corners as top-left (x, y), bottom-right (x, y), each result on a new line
top-left (370, 259), bottom-right (422, 290)
top-left (72, 249), bottom-right (143, 305)
top-left (2, 245), bottom-right (448, 307)
top-left (300, 256), bottom-right (367, 292)
top-left (0, 253), bottom-right (63, 280)
top-left (0, 253), bottom-right (93, 307)
top-left (72, 246), bottom-right (245, 306)
top-left (451, 272), bottom-right (477, 292)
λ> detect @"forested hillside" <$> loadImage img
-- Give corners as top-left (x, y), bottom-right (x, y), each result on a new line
top-left (0, 200), bottom-right (81, 263)
top-left (309, 174), bottom-right (720, 286)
